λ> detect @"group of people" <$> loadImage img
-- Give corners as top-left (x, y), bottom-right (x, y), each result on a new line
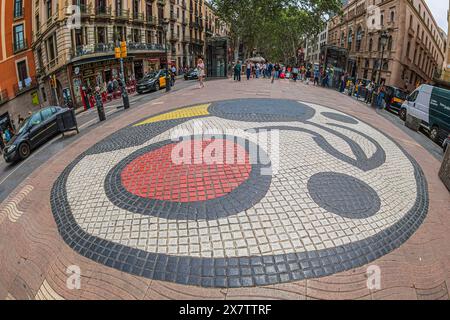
top-left (232, 61), bottom-right (324, 87)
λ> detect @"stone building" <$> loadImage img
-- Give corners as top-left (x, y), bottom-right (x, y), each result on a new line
top-left (441, 0), bottom-right (450, 83)
top-left (31, 0), bottom-right (226, 108)
top-left (0, 0), bottom-right (39, 130)
top-left (327, 0), bottom-right (446, 92)
top-left (305, 23), bottom-right (329, 67)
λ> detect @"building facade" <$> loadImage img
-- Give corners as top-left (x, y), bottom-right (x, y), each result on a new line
top-left (305, 23), bottom-right (329, 67)
top-left (0, 0), bottom-right (39, 131)
top-left (441, 0), bottom-right (450, 83)
top-left (328, 0), bottom-right (446, 92)
top-left (31, 0), bottom-right (226, 108)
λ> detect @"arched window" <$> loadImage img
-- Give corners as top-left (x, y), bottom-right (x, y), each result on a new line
top-left (356, 27), bottom-right (363, 51)
top-left (387, 36), bottom-right (393, 51)
top-left (347, 29), bottom-right (353, 49)
top-left (390, 11), bottom-right (395, 22)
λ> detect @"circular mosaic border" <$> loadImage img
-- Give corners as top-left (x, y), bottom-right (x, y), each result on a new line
top-left (105, 136), bottom-right (272, 221)
top-left (50, 99), bottom-right (429, 288)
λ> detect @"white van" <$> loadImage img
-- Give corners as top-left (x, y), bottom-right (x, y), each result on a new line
top-left (400, 84), bottom-right (450, 144)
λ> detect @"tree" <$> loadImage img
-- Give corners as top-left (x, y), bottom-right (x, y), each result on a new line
top-left (209, 0), bottom-right (342, 63)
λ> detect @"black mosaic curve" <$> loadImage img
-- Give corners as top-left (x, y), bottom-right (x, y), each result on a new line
top-left (104, 135), bottom-right (272, 220)
top-left (50, 100), bottom-right (429, 288)
top-left (249, 124), bottom-right (386, 172)
top-left (209, 99), bottom-right (316, 122)
top-left (322, 112), bottom-right (359, 125)
top-left (307, 172), bottom-right (381, 219)
top-left (84, 119), bottom-right (187, 155)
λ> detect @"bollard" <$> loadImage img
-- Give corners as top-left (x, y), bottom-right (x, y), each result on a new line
top-left (95, 90), bottom-right (106, 122)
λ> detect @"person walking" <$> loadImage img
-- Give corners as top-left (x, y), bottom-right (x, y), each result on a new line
top-left (197, 58), bottom-right (205, 88)
top-left (246, 62), bottom-right (252, 80)
top-left (314, 69), bottom-right (320, 86)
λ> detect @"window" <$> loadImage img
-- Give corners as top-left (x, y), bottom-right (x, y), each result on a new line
top-left (407, 91), bottom-right (418, 102)
top-left (369, 38), bottom-right (373, 51)
top-left (30, 112), bottom-right (42, 127)
top-left (46, 0), bottom-right (52, 20)
top-left (356, 27), bottom-right (362, 51)
top-left (390, 11), bottom-right (394, 22)
top-left (16, 60), bottom-right (28, 84)
top-left (14, 0), bottom-right (23, 18)
top-left (41, 108), bottom-right (54, 121)
top-left (13, 24), bottom-right (26, 52)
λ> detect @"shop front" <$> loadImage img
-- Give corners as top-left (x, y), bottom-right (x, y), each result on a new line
top-left (70, 57), bottom-right (134, 107)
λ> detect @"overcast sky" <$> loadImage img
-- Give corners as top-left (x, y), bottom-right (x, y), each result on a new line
top-left (426, 0), bottom-right (448, 33)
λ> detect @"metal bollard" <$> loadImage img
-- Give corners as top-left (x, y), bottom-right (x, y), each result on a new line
top-left (95, 91), bottom-right (106, 122)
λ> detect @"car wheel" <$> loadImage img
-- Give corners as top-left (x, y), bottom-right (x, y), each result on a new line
top-left (18, 143), bottom-right (31, 160)
top-left (430, 126), bottom-right (440, 143)
top-left (399, 108), bottom-right (407, 121)
top-left (155, 83), bottom-right (160, 91)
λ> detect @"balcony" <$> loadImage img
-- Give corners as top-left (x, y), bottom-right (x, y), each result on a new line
top-left (96, 6), bottom-right (111, 18)
top-left (169, 33), bottom-right (179, 42)
top-left (115, 8), bottom-right (129, 20)
top-left (133, 12), bottom-right (145, 23)
top-left (13, 77), bottom-right (38, 97)
top-left (79, 4), bottom-right (92, 17)
top-left (71, 42), bottom-right (165, 59)
top-left (170, 11), bottom-right (177, 22)
top-left (181, 35), bottom-right (190, 43)
top-left (14, 40), bottom-right (28, 54)
top-left (146, 15), bottom-right (157, 25)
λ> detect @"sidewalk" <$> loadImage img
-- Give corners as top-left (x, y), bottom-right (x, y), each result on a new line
top-left (0, 78), bottom-right (449, 300)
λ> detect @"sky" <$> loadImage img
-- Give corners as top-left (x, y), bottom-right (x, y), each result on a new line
top-left (426, 0), bottom-right (448, 33)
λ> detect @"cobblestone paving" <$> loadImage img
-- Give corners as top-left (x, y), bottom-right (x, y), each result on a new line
top-left (50, 99), bottom-right (429, 288)
top-left (2, 79), bottom-right (449, 300)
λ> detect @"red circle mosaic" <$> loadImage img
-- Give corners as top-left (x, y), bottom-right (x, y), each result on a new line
top-left (121, 139), bottom-right (252, 202)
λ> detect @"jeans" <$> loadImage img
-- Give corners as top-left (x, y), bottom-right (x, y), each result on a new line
top-left (246, 69), bottom-right (251, 80)
top-left (256, 70), bottom-right (260, 78)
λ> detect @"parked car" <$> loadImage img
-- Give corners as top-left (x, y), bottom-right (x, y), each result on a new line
top-left (3, 106), bottom-right (67, 163)
top-left (184, 68), bottom-right (199, 80)
top-left (401, 84), bottom-right (450, 145)
top-left (136, 70), bottom-right (171, 94)
top-left (385, 86), bottom-right (408, 114)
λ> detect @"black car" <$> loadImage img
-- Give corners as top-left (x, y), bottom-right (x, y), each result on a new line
top-left (136, 70), bottom-right (171, 94)
top-left (184, 68), bottom-right (199, 80)
top-left (3, 106), bottom-right (67, 163)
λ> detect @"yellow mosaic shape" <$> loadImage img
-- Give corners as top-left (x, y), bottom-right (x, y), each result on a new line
top-left (134, 104), bottom-right (211, 126)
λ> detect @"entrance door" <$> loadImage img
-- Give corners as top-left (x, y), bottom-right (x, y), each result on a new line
top-left (134, 61), bottom-right (143, 80)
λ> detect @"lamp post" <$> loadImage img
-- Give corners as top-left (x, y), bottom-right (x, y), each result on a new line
top-left (162, 18), bottom-right (171, 92)
top-left (377, 30), bottom-right (389, 86)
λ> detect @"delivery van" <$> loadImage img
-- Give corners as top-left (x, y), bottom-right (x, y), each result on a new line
top-left (401, 84), bottom-right (450, 144)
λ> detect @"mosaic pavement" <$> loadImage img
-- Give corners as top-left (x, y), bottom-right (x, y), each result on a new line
top-left (50, 99), bottom-right (429, 288)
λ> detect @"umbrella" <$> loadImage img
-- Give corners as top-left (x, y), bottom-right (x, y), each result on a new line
top-left (247, 56), bottom-right (266, 63)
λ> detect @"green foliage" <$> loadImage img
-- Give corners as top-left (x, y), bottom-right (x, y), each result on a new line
top-left (209, 0), bottom-right (342, 62)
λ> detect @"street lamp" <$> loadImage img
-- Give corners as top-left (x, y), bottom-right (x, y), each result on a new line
top-left (377, 30), bottom-right (389, 86)
top-left (161, 18), bottom-right (171, 92)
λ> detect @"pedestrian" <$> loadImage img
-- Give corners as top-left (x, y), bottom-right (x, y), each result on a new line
top-left (17, 114), bottom-right (25, 126)
top-left (246, 62), bottom-right (252, 80)
top-left (197, 58), bottom-right (205, 88)
top-left (256, 62), bottom-right (261, 78)
top-left (274, 63), bottom-right (280, 80)
top-left (262, 63), bottom-right (267, 78)
top-left (314, 69), bottom-right (320, 86)
top-left (377, 85), bottom-right (386, 109)
top-left (305, 69), bottom-right (311, 85)
top-left (365, 81), bottom-right (374, 104)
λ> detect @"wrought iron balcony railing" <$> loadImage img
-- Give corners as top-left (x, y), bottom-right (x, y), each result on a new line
top-left (72, 42), bottom-right (165, 59)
